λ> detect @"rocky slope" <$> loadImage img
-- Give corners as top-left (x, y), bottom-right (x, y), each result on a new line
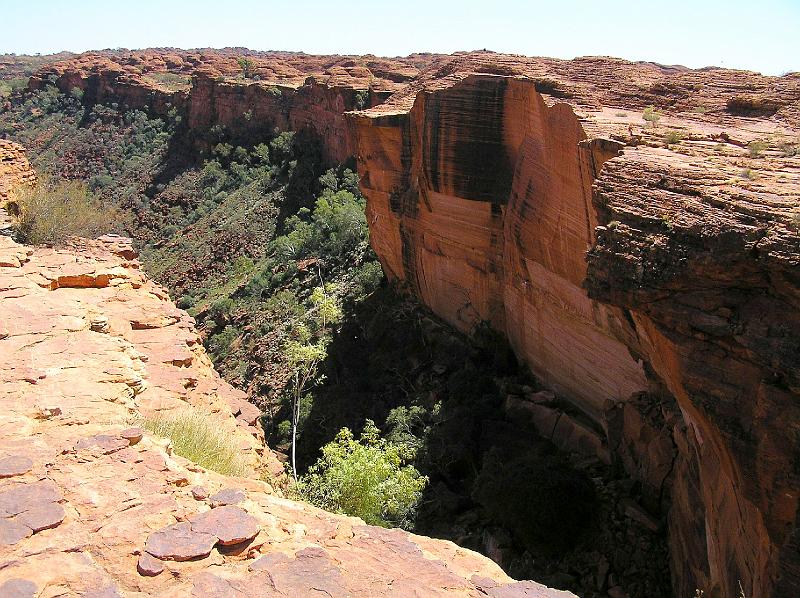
top-left (351, 52), bottom-right (800, 597)
top-left (0, 158), bottom-right (573, 597)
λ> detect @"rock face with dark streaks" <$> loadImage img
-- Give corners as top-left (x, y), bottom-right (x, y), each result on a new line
top-left (352, 52), bottom-right (800, 597)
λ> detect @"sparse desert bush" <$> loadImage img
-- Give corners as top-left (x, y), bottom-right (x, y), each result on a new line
top-left (299, 420), bottom-right (427, 528)
top-left (748, 140), bottom-right (768, 158)
top-left (740, 168), bottom-right (757, 180)
top-left (353, 89), bottom-right (369, 110)
top-left (145, 71), bottom-right (191, 91)
top-left (643, 105), bottom-right (661, 124)
top-left (12, 178), bottom-right (127, 246)
top-left (142, 409), bottom-right (247, 476)
top-left (0, 76), bottom-right (28, 99)
top-left (778, 141), bottom-right (799, 157)
top-left (237, 57), bottom-right (255, 79)
top-left (664, 130), bottom-right (685, 146)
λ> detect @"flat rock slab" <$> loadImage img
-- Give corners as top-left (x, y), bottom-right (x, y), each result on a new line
top-left (0, 578), bottom-right (38, 598)
top-left (145, 521), bottom-right (217, 561)
top-left (120, 427), bottom-right (144, 445)
top-left (0, 455), bottom-right (33, 478)
top-left (75, 434), bottom-right (129, 454)
top-left (137, 551), bottom-right (165, 576)
top-left (189, 505), bottom-right (260, 545)
top-left (208, 488), bottom-right (245, 507)
top-left (0, 517), bottom-right (32, 545)
top-left (15, 502), bottom-right (65, 532)
top-left (0, 480), bottom-right (62, 515)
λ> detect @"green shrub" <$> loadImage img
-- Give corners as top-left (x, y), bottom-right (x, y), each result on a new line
top-left (353, 89), bottom-right (369, 110)
top-left (299, 421), bottom-right (427, 528)
top-left (145, 71), bottom-right (191, 91)
top-left (643, 105), bottom-right (661, 124)
top-left (142, 409), bottom-right (248, 476)
top-left (748, 140), bottom-right (767, 158)
top-left (12, 178), bottom-right (127, 246)
top-left (237, 57), bottom-right (255, 79)
top-left (664, 130), bottom-right (685, 146)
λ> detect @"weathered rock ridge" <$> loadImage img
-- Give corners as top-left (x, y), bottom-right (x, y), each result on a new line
top-left (26, 50), bottom-right (440, 164)
top-left (0, 153), bottom-right (573, 596)
top-left (351, 53), bottom-right (800, 597)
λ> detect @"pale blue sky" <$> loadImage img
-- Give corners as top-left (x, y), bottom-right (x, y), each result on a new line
top-left (2, 0), bottom-right (798, 75)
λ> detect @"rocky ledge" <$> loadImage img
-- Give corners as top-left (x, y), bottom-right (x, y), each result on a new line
top-left (0, 229), bottom-right (572, 597)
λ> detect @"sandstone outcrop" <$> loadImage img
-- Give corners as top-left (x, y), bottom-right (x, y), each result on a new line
top-left (0, 139), bottom-right (35, 208)
top-left (352, 52), bottom-right (800, 597)
top-left (10, 48), bottom-right (800, 596)
top-left (27, 50), bottom-right (441, 164)
top-left (0, 152), bottom-right (573, 596)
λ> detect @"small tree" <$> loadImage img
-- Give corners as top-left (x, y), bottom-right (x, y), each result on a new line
top-left (299, 420), bottom-right (428, 528)
top-left (237, 57), bottom-right (255, 79)
top-left (643, 105), bottom-right (661, 125)
top-left (284, 285), bottom-right (342, 480)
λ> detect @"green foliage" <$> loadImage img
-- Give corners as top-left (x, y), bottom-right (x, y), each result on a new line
top-left (299, 420), bottom-right (428, 528)
top-left (353, 89), bottom-right (369, 110)
top-left (283, 285), bottom-right (343, 478)
top-left (747, 140), bottom-right (767, 158)
top-left (642, 105), bottom-right (661, 124)
top-left (663, 130), bottom-right (685, 146)
top-left (142, 409), bottom-right (247, 476)
top-left (778, 140), bottom-right (800, 157)
top-left (237, 57), bottom-right (256, 79)
top-left (145, 71), bottom-right (191, 91)
top-left (0, 76), bottom-right (28, 99)
top-left (12, 178), bottom-right (127, 246)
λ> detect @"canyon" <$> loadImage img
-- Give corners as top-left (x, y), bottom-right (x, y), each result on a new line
top-left (2, 49), bottom-right (799, 597)
top-left (0, 141), bottom-right (569, 597)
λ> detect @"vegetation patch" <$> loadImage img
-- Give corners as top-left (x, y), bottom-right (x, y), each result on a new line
top-left (299, 420), bottom-right (427, 528)
top-left (11, 178), bottom-right (126, 245)
top-left (142, 409), bottom-right (247, 476)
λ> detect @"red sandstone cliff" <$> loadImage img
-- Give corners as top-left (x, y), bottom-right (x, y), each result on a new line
top-left (352, 52), bottom-right (800, 598)
top-left (27, 50), bottom-right (440, 165)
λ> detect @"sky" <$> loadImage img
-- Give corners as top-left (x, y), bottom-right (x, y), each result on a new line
top-left (2, 0), bottom-right (798, 75)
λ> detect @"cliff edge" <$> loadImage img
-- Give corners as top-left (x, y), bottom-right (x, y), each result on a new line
top-left (0, 153), bottom-right (573, 597)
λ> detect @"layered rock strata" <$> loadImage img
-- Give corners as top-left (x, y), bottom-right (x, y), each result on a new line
top-left (27, 50), bottom-right (440, 164)
top-left (352, 53), bottom-right (800, 597)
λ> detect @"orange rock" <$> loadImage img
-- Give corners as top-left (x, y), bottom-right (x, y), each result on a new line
top-left (352, 52), bottom-right (800, 597)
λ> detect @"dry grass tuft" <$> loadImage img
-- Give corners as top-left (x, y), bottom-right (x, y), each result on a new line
top-left (142, 409), bottom-right (247, 477)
